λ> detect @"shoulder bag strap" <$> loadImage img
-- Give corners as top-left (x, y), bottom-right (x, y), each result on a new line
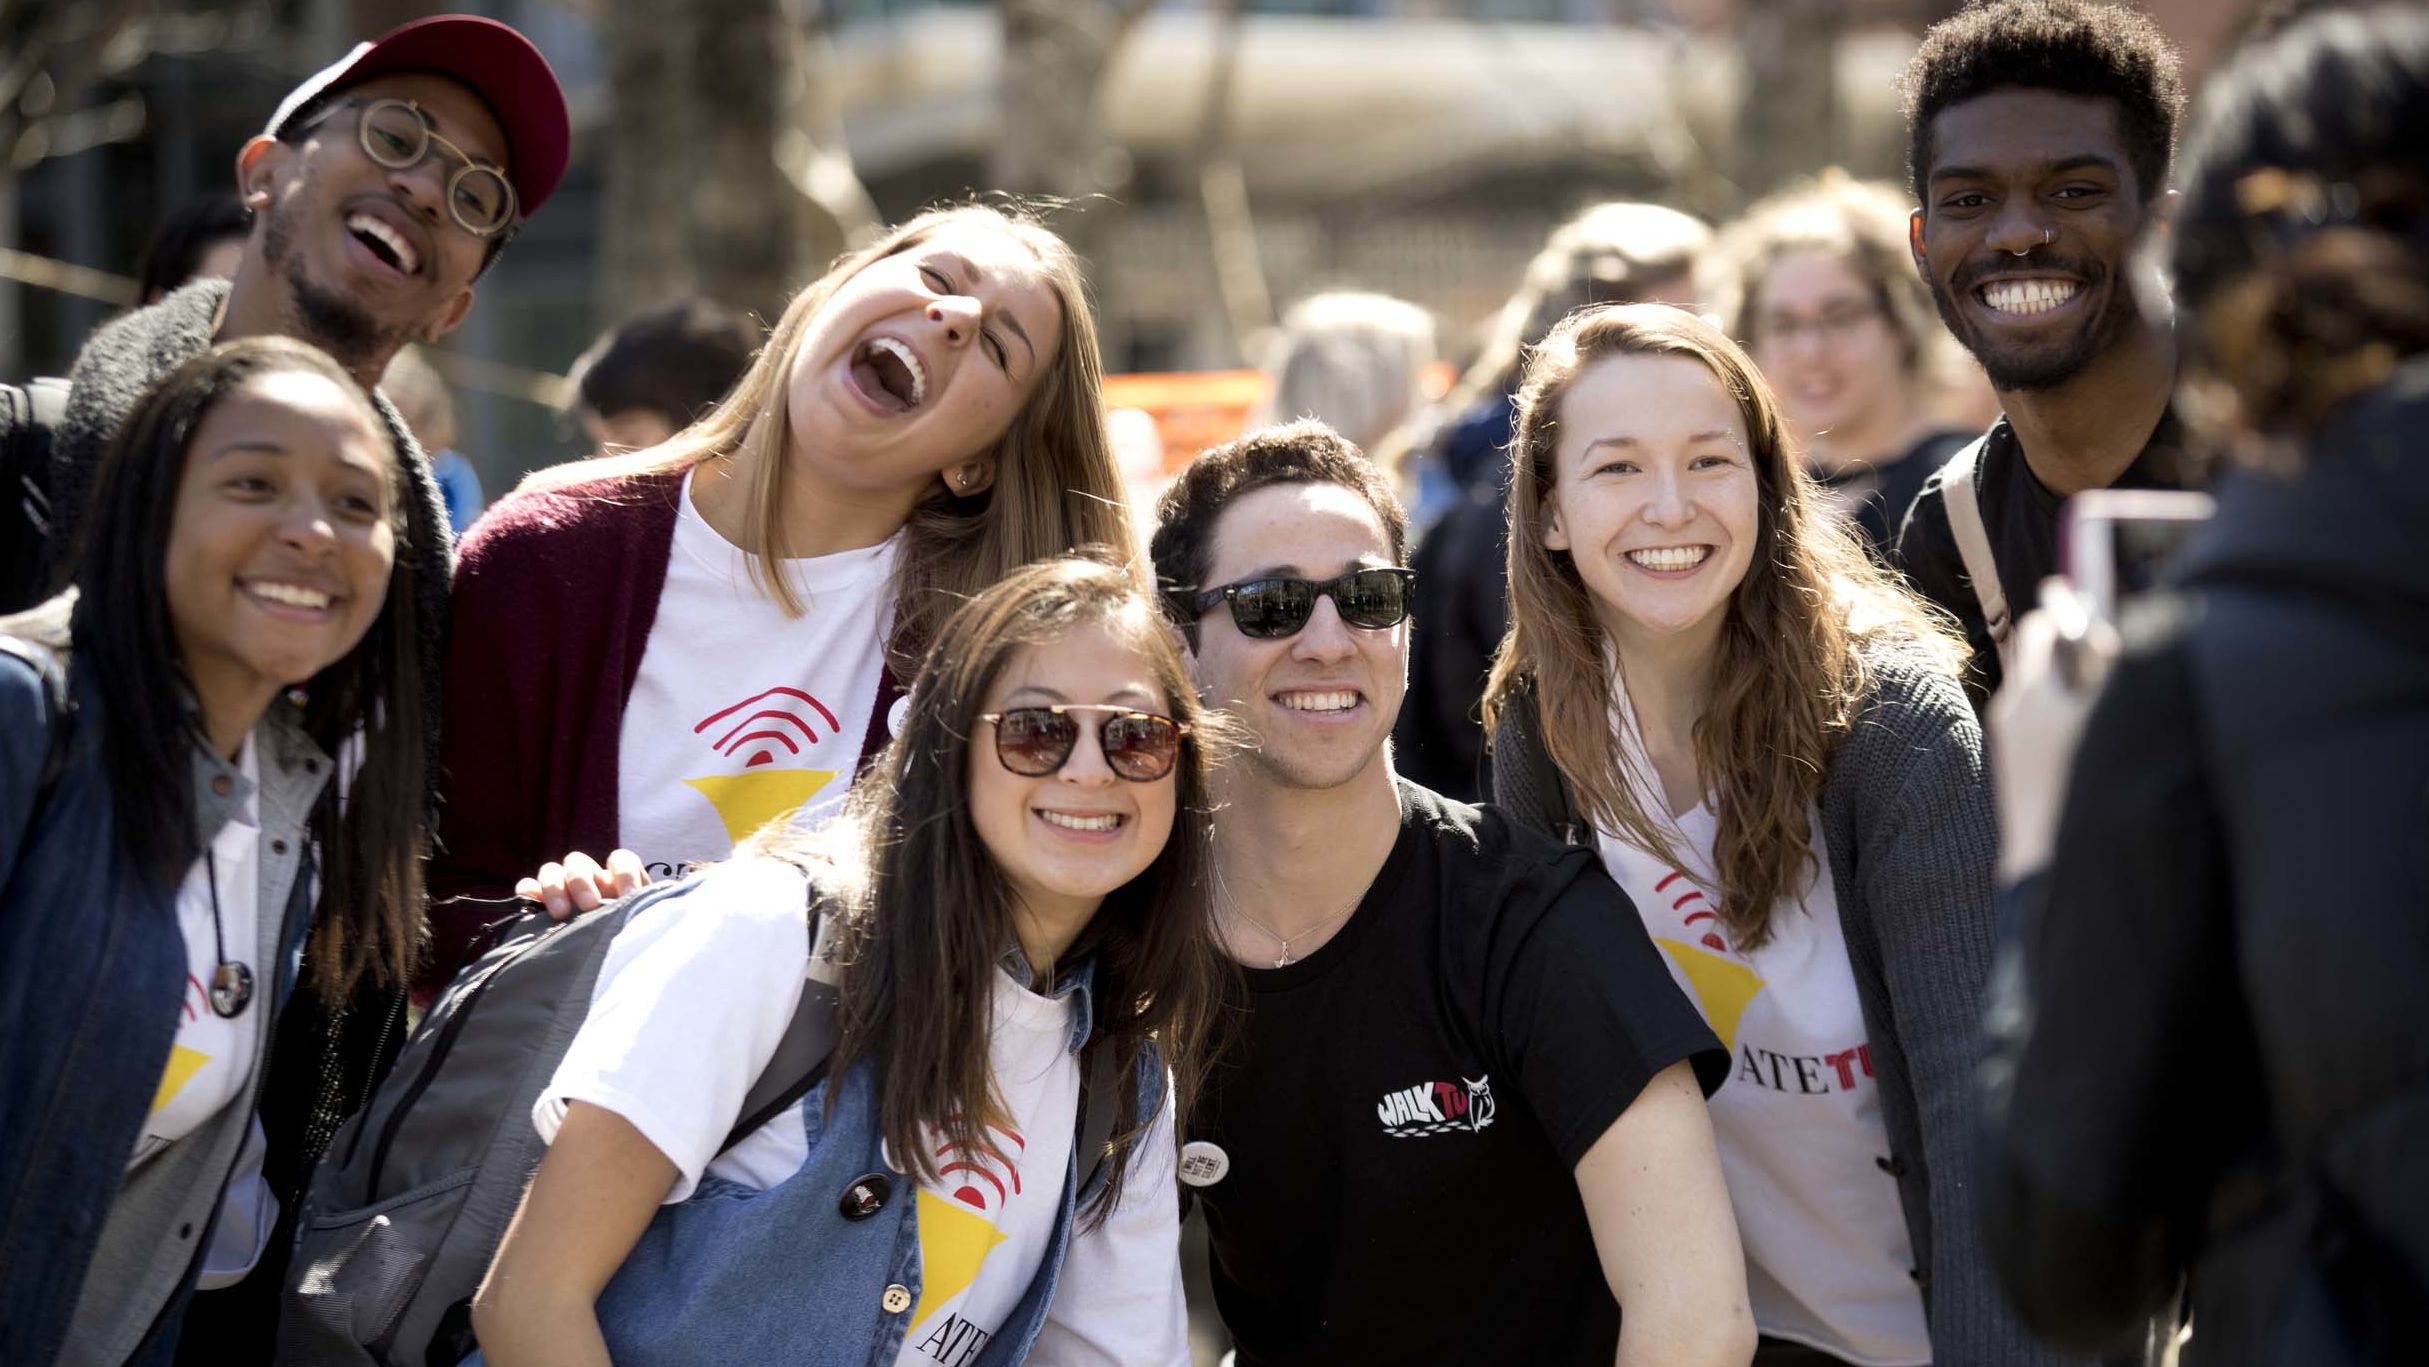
top-left (719, 881), bottom-right (845, 1155)
top-left (1938, 435), bottom-right (2013, 668)
top-left (1073, 1038), bottom-right (1129, 1192)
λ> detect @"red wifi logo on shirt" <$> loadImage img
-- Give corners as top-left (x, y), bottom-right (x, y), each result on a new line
top-left (1658, 870), bottom-right (1729, 953)
top-left (935, 1125), bottom-right (1026, 1214)
top-left (694, 687), bottom-right (841, 769)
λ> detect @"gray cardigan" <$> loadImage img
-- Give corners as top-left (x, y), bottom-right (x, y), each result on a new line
top-left (1490, 645), bottom-right (2128, 1367)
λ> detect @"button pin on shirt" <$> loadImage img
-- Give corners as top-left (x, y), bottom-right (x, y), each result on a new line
top-left (840, 1172), bottom-right (893, 1221)
top-left (1177, 1140), bottom-right (1229, 1187)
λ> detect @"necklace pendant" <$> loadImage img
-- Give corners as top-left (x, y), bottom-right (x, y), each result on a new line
top-left (209, 960), bottom-right (254, 1019)
top-left (1274, 951), bottom-right (1291, 969)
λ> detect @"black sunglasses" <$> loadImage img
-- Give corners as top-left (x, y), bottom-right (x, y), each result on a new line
top-left (978, 705), bottom-right (1187, 782)
top-left (1178, 567), bottom-right (1418, 640)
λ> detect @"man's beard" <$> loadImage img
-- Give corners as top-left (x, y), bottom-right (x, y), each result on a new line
top-left (1928, 248), bottom-right (2143, 393)
top-left (260, 197), bottom-right (407, 375)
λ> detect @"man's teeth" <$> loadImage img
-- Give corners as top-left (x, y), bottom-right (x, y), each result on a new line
top-left (248, 581), bottom-right (332, 609)
top-left (1979, 279), bottom-right (2079, 315)
top-left (1627, 546), bottom-right (1709, 572)
top-left (1039, 811), bottom-right (1120, 833)
top-left (1279, 690), bottom-right (1359, 713)
top-left (868, 337), bottom-right (928, 407)
top-left (347, 213), bottom-right (418, 274)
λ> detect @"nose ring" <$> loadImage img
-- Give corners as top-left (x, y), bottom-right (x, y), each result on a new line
top-left (2010, 226), bottom-right (2054, 258)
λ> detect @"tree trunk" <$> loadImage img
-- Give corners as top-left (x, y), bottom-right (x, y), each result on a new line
top-left (601, 0), bottom-right (797, 322)
top-left (990, 0), bottom-right (1153, 267)
top-left (1734, 0), bottom-right (1839, 203)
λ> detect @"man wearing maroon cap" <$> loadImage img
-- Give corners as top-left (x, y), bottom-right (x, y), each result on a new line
top-left (19, 18), bottom-right (569, 1367)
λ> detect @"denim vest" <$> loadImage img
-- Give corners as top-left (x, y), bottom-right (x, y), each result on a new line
top-left (470, 962), bottom-right (1152, 1367)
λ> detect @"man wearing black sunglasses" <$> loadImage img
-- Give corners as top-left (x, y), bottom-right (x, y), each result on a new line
top-left (1149, 421), bottom-right (1748, 1367)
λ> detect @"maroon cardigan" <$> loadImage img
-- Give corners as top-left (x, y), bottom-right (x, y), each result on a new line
top-left (427, 467), bottom-right (902, 977)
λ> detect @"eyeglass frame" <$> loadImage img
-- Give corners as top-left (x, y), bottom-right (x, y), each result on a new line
top-left (1171, 566), bottom-right (1419, 639)
top-left (975, 703), bottom-right (1191, 782)
top-left (1751, 296), bottom-right (1891, 352)
top-left (306, 96), bottom-right (521, 241)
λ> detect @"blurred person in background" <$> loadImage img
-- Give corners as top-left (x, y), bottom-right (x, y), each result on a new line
top-left (1706, 170), bottom-right (1974, 555)
top-left (567, 298), bottom-right (761, 457)
top-left (382, 345), bottom-right (484, 533)
top-left (1153, 422), bottom-right (1749, 1367)
top-left (1397, 202), bottom-right (1709, 800)
top-left (135, 193), bottom-right (252, 306)
top-left (0, 338), bottom-right (430, 1366)
top-left (1484, 305), bottom-right (2112, 1367)
top-left (429, 205), bottom-right (1136, 980)
top-left (1893, 0), bottom-right (2195, 699)
top-left (1253, 290), bottom-right (1437, 495)
top-left (1980, 7), bottom-right (2429, 1362)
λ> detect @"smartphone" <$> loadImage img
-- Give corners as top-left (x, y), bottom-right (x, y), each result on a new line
top-left (2061, 489), bottom-right (2216, 623)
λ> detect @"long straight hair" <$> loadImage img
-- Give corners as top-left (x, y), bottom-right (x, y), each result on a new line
top-left (756, 555), bottom-right (1224, 1219)
top-left (1483, 305), bottom-right (1963, 950)
top-left (60, 335), bottom-right (428, 997)
top-left (527, 204), bottom-right (1137, 661)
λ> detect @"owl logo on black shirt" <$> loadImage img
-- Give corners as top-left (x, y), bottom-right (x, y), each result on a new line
top-left (1376, 1075), bottom-right (1496, 1138)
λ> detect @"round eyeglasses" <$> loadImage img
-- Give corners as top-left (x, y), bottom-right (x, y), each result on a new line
top-left (346, 98), bottom-right (517, 238)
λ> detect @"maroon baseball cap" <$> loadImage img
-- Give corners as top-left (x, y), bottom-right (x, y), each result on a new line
top-left (263, 15), bottom-right (570, 223)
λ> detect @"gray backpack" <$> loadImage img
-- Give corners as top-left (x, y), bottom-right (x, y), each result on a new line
top-left (274, 876), bottom-right (846, 1367)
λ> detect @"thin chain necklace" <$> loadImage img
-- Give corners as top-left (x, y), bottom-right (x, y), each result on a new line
top-left (1226, 893), bottom-right (1362, 969)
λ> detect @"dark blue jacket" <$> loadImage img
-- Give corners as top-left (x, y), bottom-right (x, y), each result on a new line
top-left (0, 619), bottom-right (320, 1367)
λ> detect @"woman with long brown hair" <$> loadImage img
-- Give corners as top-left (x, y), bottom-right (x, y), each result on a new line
top-left (468, 556), bottom-right (1218, 1366)
top-left (1484, 304), bottom-right (2064, 1365)
top-left (428, 204), bottom-right (1133, 973)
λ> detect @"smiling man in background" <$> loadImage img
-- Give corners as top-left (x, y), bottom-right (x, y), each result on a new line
top-left (1892, 0), bottom-right (2194, 698)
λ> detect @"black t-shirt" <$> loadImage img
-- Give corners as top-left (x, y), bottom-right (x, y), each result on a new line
top-left (1815, 427), bottom-right (1972, 556)
top-left (1191, 781), bottom-right (1726, 1366)
top-left (1893, 407), bottom-right (2195, 699)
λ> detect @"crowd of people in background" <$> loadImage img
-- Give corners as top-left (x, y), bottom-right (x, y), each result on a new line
top-left (2, 1), bottom-right (2425, 1365)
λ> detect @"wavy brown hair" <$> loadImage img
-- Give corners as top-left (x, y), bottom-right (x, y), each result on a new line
top-left (525, 203), bottom-right (1135, 661)
top-left (1482, 305), bottom-right (1963, 950)
top-left (759, 555), bottom-right (1225, 1221)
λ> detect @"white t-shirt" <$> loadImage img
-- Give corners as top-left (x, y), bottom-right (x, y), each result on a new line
top-left (615, 471), bottom-right (898, 881)
top-left (1593, 675), bottom-right (1930, 1367)
top-left (538, 860), bottom-right (1189, 1367)
top-left (133, 743), bottom-right (263, 1168)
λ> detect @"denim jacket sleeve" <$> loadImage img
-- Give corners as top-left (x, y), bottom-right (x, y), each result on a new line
top-left (0, 649), bottom-right (60, 892)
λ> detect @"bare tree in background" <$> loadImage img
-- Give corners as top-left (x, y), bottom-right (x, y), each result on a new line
top-left (991, 0), bottom-right (1158, 263)
top-left (0, 0), bottom-right (158, 373)
top-left (1734, 0), bottom-right (1840, 203)
top-left (601, 0), bottom-right (797, 322)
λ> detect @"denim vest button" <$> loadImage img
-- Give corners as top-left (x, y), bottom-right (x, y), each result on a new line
top-left (210, 775), bottom-right (234, 797)
top-left (882, 1283), bottom-right (913, 1314)
top-left (840, 1172), bottom-right (893, 1220)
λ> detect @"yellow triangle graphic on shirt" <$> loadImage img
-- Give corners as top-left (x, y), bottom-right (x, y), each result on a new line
top-left (1654, 938), bottom-right (1766, 1053)
top-left (681, 769), bottom-right (837, 844)
top-left (912, 1189), bottom-right (1010, 1331)
top-left (151, 1044), bottom-right (211, 1114)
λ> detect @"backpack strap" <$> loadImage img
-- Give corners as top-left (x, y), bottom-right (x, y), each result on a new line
top-left (0, 632), bottom-right (73, 821)
top-left (719, 884), bottom-right (846, 1155)
top-left (1074, 1035), bottom-right (1128, 1192)
top-left (1938, 434), bottom-right (2013, 670)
